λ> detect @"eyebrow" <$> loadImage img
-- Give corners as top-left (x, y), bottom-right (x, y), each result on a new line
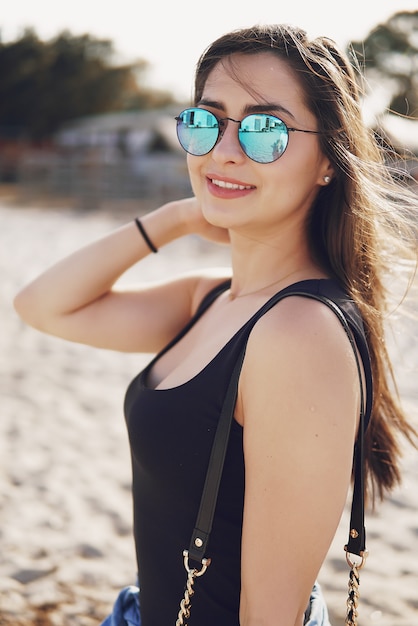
top-left (197, 98), bottom-right (296, 121)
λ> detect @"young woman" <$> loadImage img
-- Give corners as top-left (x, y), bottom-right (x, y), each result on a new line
top-left (14, 24), bottom-right (417, 626)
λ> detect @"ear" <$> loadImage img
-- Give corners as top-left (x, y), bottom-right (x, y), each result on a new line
top-left (317, 162), bottom-right (334, 187)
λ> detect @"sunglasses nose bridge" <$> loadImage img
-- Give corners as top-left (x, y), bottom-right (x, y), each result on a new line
top-left (216, 116), bottom-right (243, 153)
top-left (217, 116), bottom-right (240, 138)
top-left (223, 116), bottom-right (241, 125)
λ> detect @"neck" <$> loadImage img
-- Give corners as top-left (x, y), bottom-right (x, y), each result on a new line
top-left (228, 230), bottom-right (321, 299)
top-left (228, 268), bottom-right (306, 299)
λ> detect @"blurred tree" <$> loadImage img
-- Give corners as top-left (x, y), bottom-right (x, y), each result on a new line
top-left (349, 10), bottom-right (418, 117)
top-left (0, 28), bottom-right (176, 139)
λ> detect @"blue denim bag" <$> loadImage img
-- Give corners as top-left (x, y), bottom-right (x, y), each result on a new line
top-left (304, 583), bottom-right (332, 626)
top-left (100, 584), bottom-right (140, 626)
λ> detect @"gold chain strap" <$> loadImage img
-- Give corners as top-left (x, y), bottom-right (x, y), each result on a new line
top-left (345, 564), bottom-right (360, 626)
top-left (345, 550), bottom-right (368, 626)
top-left (176, 550), bottom-right (211, 626)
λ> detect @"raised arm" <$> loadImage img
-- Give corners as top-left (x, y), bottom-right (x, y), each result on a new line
top-left (237, 296), bottom-right (360, 626)
top-left (13, 198), bottom-right (230, 354)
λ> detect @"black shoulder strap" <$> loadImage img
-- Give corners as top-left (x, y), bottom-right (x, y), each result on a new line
top-left (195, 279), bottom-right (231, 315)
top-left (187, 282), bottom-right (370, 564)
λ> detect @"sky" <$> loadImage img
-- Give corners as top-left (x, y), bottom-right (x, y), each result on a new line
top-left (1, 0), bottom-right (417, 101)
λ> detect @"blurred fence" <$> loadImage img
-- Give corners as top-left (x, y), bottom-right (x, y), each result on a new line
top-left (13, 147), bottom-right (192, 210)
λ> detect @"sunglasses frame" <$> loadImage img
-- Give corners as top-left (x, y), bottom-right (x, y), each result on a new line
top-left (175, 107), bottom-right (322, 164)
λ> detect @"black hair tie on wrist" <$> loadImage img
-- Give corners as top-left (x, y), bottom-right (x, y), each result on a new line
top-left (134, 218), bottom-right (158, 253)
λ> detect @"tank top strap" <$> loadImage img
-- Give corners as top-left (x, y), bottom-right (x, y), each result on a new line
top-left (195, 279), bottom-right (231, 315)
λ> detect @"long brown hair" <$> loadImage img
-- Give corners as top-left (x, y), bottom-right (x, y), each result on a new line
top-left (193, 24), bottom-right (418, 502)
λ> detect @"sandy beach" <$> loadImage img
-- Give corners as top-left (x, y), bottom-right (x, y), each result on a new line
top-left (1, 196), bottom-right (417, 625)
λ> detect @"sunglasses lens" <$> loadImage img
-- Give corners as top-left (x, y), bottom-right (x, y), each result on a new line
top-left (238, 114), bottom-right (289, 163)
top-left (176, 108), bottom-right (219, 156)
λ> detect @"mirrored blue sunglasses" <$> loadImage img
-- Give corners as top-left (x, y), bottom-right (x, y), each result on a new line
top-left (175, 107), bottom-right (321, 164)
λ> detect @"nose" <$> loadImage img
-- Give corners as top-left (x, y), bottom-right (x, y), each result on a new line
top-left (212, 118), bottom-right (246, 164)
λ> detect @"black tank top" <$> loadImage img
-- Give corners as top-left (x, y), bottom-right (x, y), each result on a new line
top-left (124, 279), bottom-right (372, 626)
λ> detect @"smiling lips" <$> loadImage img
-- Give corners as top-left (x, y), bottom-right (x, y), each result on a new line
top-left (209, 177), bottom-right (255, 192)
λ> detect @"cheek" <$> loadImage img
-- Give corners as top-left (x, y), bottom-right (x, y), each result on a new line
top-left (187, 155), bottom-right (203, 196)
top-left (277, 144), bottom-right (326, 185)
top-left (263, 151), bottom-right (324, 206)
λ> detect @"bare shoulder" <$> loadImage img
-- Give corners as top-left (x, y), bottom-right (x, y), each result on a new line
top-left (248, 294), bottom-right (353, 364)
top-left (238, 294), bottom-right (360, 431)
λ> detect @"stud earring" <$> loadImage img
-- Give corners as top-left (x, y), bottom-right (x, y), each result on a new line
top-left (323, 175), bottom-right (331, 184)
